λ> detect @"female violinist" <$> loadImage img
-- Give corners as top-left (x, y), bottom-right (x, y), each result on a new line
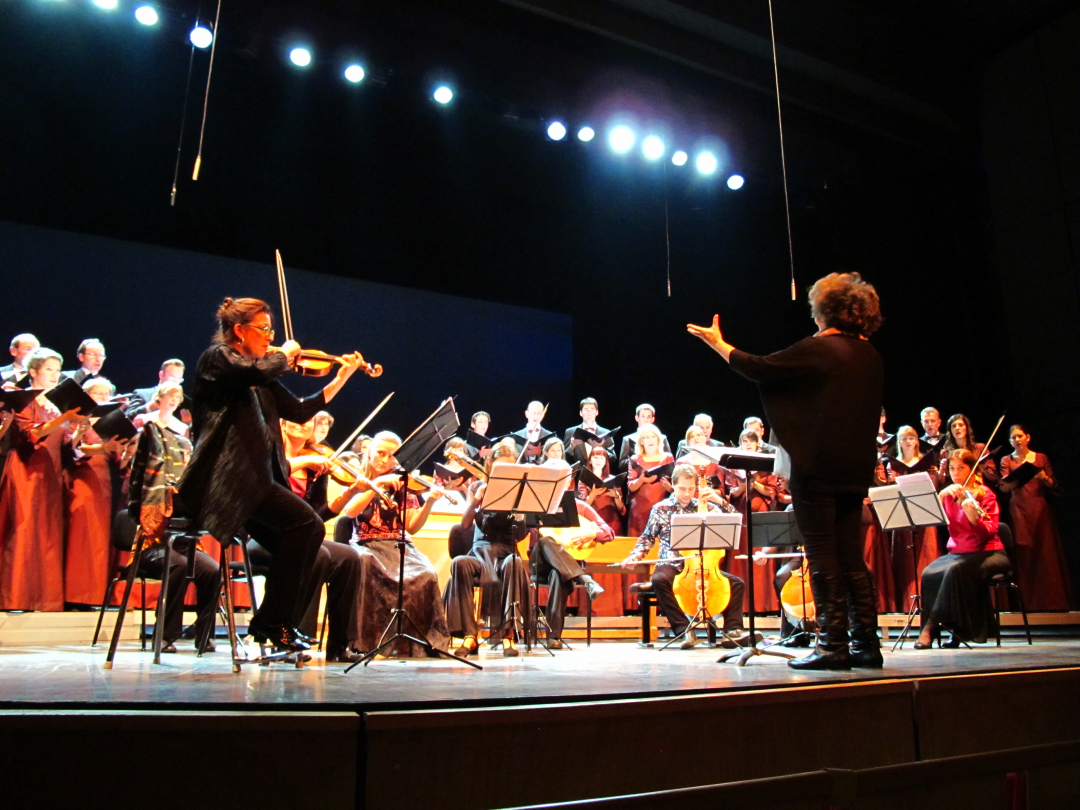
top-left (916, 449), bottom-right (1009, 647)
top-left (999, 424), bottom-right (1072, 610)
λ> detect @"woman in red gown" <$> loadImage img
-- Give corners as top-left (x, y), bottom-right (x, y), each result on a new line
top-left (727, 429), bottom-right (780, 612)
top-left (0, 349), bottom-right (80, 611)
top-left (999, 424), bottom-right (1073, 610)
top-left (626, 425), bottom-right (674, 536)
top-left (886, 426), bottom-right (942, 612)
top-left (64, 377), bottom-right (129, 607)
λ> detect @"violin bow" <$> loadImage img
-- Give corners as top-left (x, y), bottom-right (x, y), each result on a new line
top-left (328, 391), bottom-right (395, 464)
top-left (275, 249), bottom-right (295, 343)
top-left (961, 412), bottom-right (1006, 490)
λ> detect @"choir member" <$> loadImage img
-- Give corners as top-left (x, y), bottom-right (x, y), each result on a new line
top-left (177, 297), bottom-right (366, 653)
top-left (277, 417), bottom-right (365, 663)
top-left (351, 433), bottom-right (372, 458)
top-left (916, 449), bottom-right (1010, 647)
top-left (509, 401), bottom-right (553, 464)
top-left (675, 414), bottom-right (723, 456)
top-left (680, 425), bottom-right (720, 482)
top-left (887, 425), bottom-right (942, 611)
top-left (563, 397), bottom-right (616, 464)
top-left (920, 407), bottom-right (944, 446)
top-left (469, 411), bottom-right (492, 459)
top-left (63, 338), bottom-right (106, 385)
top-left (743, 417), bottom-right (777, 453)
top-left (999, 424), bottom-right (1073, 610)
top-left (626, 424), bottom-right (675, 536)
top-left (940, 413), bottom-right (997, 487)
top-left (126, 388), bottom-right (220, 652)
top-left (618, 404), bottom-right (672, 466)
top-left (126, 359), bottom-right (185, 415)
top-left (0, 349), bottom-right (81, 610)
top-left (341, 430), bottom-right (450, 657)
top-left (579, 444), bottom-right (625, 534)
top-left (727, 429), bottom-right (780, 613)
top-left (1, 333), bottom-right (39, 384)
top-left (623, 464), bottom-right (751, 649)
top-left (312, 410), bottom-right (334, 449)
top-left (529, 497), bottom-right (609, 648)
top-left (444, 439), bottom-right (530, 657)
top-left (689, 271), bottom-right (885, 670)
top-left (64, 377), bottom-right (125, 608)
top-left (542, 436), bottom-right (566, 462)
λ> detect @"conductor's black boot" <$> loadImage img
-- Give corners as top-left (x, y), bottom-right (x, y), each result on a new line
top-left (788, 572), bottom-right (851, 671)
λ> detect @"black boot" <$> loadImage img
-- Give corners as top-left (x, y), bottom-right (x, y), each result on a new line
top-left (845, 571), bottom-right (883, 669)
top-left (788, 572), bottom-right (851, 671)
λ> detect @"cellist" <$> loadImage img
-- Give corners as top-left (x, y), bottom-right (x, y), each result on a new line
top-left (622, 464), bottom-right (752, 650)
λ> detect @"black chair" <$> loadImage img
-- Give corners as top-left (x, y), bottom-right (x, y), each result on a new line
top-left (988, 522), bottom-right (1033, 647)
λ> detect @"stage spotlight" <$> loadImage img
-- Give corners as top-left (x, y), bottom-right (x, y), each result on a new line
top-left (289, 47), bottom-right (312, 67)
top-left (608, 125), bottom-right (635, 154)
top-left (577, 126), bottom-right (595, 142)
top-left (93, 0), bottom-right (119, 10)
top-left (547, 121), bottom-right (567, 141)
top-left (672, 150), bottom-right (688, 166)
top-left (727, 174), bottom-right (745, 190)
top-left (695, 151), bottom-right (718, 175)
top-left (344, 64), bottom-right (366, 83)
top-left (433, 85), bottom-right (453, 104)
top-left (134, 5), bottom-right (159, 25)
top-left (189, 25), bottom-right (213, 49)
top-left (642, 135), bottom-right (665, 161)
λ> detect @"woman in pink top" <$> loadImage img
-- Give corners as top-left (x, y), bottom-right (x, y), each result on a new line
top-left (916, 449), bottom-right (1009, 648)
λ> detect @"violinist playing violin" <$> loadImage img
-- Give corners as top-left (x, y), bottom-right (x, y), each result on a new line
top-left (915, 449), bottom-right (1010, 649)
top-left (623, 464), bottom-right (752, 650)
top-left (178, 297), bottom-right (368, 653)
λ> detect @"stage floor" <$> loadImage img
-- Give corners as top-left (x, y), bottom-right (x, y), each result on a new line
top-left (1, 636), bottom-right (1077, 713)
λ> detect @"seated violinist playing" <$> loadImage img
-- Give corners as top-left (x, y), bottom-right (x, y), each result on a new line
top-left (623, 464), bottom-right (753, 650)
top-left (916, 449), bottom-right (1009, 649)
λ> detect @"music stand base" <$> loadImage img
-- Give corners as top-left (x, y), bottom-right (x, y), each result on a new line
top-left (718, 643), bottom-right (797, 665)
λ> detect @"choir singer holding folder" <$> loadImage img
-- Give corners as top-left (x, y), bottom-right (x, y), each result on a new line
top-left (688, 273), bottom-right (885, 671)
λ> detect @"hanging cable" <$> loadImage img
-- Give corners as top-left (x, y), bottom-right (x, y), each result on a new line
top-left (664, 161), bottom-right (672, 297)
top-left (192, 0), bottom-right (223, 181)
top-left (767, 0), bottom-right (797, 301)
top-left (169, 32), bottom-right (199, 206)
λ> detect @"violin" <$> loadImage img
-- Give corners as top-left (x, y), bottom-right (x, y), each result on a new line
top-left (274, 249), bottom-right (383, 378)
top-left (403, 472), bottom-right (462, 506)
top-left (309, 444), bottom-right (395, 508)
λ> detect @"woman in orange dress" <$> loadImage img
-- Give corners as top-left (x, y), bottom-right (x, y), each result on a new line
top-left (0, 349), bottom-right (81, 611)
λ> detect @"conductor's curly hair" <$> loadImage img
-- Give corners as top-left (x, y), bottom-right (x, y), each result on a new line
top-left (807, 273), bottom-right (882, 337)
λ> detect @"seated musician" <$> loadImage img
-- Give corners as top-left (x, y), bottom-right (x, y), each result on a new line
top-left (444, 439), bottom-right (530, 658)
top-left (916, 449), bottom-right (1009, 648)
top-left (529, 485), bottom-right (609, 649)
top-left (622, 464), bottom-right (752, 650)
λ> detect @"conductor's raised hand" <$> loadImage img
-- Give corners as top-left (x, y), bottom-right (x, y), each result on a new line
top-left (687, 314), bottom-right (735, 361)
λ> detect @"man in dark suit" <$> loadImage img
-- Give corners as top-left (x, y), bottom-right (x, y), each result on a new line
top-left (674, 413), bottom-right (725, 457)
top-left (63, 338), bottom-right (106, 385)
top-left (562, 397), bottom-right (616, 465)
top-left (1, 333), bottom-right (39, 384)
top-left (125, 359), bottom-right (187, 415)
top-left (618, 403), bottom-right (671, 467)
top-left (508, 400), bottom-right (553, 464)
top-left (920, 407), bottom-right (944, 446)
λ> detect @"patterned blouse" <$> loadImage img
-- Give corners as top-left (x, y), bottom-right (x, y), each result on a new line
top-left (352, 491), bottom-right (420, 544)
top-left (629, 495), bottom-right (726, 567)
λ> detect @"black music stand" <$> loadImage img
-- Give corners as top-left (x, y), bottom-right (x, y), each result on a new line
top-left (706, 449), bottom-right (798, 665)
top-left (481, 462), bottom-right (574, 654)
top-left (868, 473), bottom-right (953, 651)
top-left (661, 511), bottom-right (742, 650)
top-left (752, 511), bottom-right (814, 649)
top-left (528, 491), bottom-right (585, 654)
top-left (348, 398), bottom-right (482, 671)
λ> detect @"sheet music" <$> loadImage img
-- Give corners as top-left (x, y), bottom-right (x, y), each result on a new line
top-left (481, 463), bottom-right (573, 514)
top-left (670, 512), bottom-right (742, 550)
top-left (895, 472), bottom-right (946, 527)
top-left (868, 484), bottom-right (909, 530)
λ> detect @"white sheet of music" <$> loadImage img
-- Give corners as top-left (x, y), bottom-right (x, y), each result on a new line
top-left (868, 484), bottom-right (909, 530)
top-left (481, 463), bottom-right (572, 514)
top-left (895, 472), bottom-right (947, 527)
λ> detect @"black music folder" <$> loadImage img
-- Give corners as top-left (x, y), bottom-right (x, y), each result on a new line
top-left (571, 426), bottom-right (619, 445)
top-left (884, 454), bottom-right (938, 476)
top-left (44, 377), bottom-right (98, 416)
top-left (1002, 461), bottom-right (1042, 489)
top-left (578, 467), bottom-right (626, 491)
top-left (630, 459), bottom-right (675, 480)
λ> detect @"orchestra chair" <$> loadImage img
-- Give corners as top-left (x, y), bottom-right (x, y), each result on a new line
top-left (97, 512), bottom-right (203, 669)
top-left (92, 512), bottom-right (155, 652)
top-left (987, 523), bottom-right (1033, 647)
top-left (628, 581), bottom-right (658, 647)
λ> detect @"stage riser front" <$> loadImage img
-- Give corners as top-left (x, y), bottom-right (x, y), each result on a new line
top-left (364, 668), bottom-right (1080, 810)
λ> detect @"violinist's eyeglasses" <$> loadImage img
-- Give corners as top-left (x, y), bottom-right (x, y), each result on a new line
top-left (247, 325), bottom-right (275, 339)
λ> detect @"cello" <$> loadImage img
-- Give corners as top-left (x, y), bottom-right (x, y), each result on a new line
top-left (672, 474), bottom-right (733, 622)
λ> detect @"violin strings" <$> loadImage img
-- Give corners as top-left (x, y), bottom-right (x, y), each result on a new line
top-left (192, 0), bottom-right (223, 181)
top-left (767, 0), bottom-right (797, 301)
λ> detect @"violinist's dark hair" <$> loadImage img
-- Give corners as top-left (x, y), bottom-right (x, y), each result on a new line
top-left (808, 273), bottom-right (882, 337)
top-left (215, 297), bottom-right (272, 344)
top-left (947, 448), bottom-right (983, 486)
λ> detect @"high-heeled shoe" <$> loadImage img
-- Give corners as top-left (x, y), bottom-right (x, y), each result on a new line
top-left (248, 617), bottom-right (310, 653)
top-left (502, 640), bottom-right (519, 658)
top-left (454, 638), bottom-right (479, 658)
top-left (914, 624), bottom-right (939, 650)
